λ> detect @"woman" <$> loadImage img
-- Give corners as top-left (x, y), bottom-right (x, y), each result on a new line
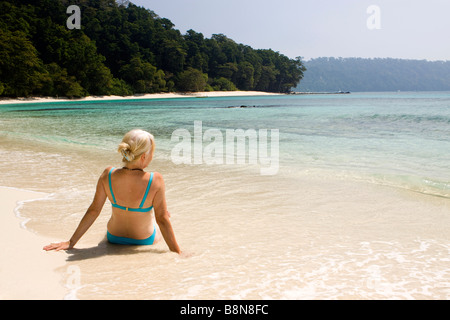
top-left (43, 129), bottom-right (181, 254)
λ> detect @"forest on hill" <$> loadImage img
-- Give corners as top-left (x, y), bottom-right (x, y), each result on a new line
top-left (296, 57), bottom-right (450, 92)
top-left (0, 0), bottom-right (306, 98)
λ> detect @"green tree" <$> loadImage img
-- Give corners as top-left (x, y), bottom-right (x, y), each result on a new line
top-left (120, 56), bottom-right (167, 93)
top-left (43, 63), bottom-right (84, 98)
top-left (236, 62), bottom-right (255, 90)
top-left (109, 78), bottom-right (133, 96)
top-left (0, 29), bottom-right (46, 97)
top-left (177, 67), bottom-right (208, 92)
top-left (63, 33), bottom-right (114, 95)
top-left (255, 65), bottom-right (278, 92)
top-left (211, 77), bottom-right (237, 91)
top-left (184, 29), bottom-right (209, 72)
top-left (157, 39), bottom-right (187, 74)
top-left (216, 62), bottom-right (238, 81)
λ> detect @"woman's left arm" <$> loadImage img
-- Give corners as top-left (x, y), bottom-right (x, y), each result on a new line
top-left (43, 171), bottom-right (107, 251)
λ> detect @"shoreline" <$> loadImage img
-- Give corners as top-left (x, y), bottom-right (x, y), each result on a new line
top-left (0, 186), bottom-right (68, 300)
top-left (0, 91), bottom-right (282, 105)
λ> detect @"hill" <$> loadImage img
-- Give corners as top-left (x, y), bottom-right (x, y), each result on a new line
top-left (296, 57), bottom-right (450, 92)
top-left (0, 0), bottom-right (306, 98)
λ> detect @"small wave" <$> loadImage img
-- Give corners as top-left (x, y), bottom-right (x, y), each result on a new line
top-left (300, 169), bottom-right (450, 200)
top-left (1, 186), bottom-right (54, 230)
top-left (370, 174), bottom-right (450, 199)
top-left (225, 105), bottom-right (281, 109)
top-left (369, 113), bottom-right (450, 124)
top-left (11, 107), bottom-right (98, 112)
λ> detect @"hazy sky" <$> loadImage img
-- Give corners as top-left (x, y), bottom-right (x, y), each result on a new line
top-left (130, 0), bottom-right (450, 61)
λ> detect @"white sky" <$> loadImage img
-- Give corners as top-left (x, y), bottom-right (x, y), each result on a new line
top-left (130, 0), bottom-right (450, 61)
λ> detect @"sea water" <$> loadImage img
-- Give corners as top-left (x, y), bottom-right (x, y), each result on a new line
top-left (0, 92), bottom-right (449, 299)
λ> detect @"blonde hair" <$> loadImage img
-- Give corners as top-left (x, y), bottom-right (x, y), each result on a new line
top-left (117, 129), bottom-right (155, 163)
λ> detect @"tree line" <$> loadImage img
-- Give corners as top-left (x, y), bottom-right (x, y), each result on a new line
top-left (0, 0), bottom-right (306, 98)
top-left (296, 57), bottom-right (450, 92)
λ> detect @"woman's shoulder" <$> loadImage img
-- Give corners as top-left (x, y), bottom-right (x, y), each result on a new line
top-left (99, 166), bottom-right (115, 178)
top-left (150, 171), bottom-right (163, 181)
top-left (104, 166), bottom-right (116, 174)
top-left (150, 171), bottom-right (162, 177)
top-left (150, 171), bottom-right (165, 187)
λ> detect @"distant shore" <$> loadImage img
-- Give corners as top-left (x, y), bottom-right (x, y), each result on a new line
top-left (0, 91), bottom-right (282, 105)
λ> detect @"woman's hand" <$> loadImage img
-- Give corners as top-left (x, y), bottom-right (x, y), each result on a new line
top-left (43, 241), bottom-right (71, 251)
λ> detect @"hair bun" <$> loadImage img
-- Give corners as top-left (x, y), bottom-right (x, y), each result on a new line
top-left (121, 149), bottom-right (134, 161)
top-left (118, 142), bottom-right (135, 162)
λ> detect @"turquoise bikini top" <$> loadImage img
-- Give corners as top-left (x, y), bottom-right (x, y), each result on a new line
top-left (108, 167), bottom-right (154, 212)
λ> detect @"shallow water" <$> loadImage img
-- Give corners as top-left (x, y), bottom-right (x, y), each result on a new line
top-left (0, 92), bottom-right (449, 299)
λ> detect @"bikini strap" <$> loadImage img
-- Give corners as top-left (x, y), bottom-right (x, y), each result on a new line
top-left (108, 167), bottom-right (117, 204)
top-left (139, 172), bottom-right (154, 208)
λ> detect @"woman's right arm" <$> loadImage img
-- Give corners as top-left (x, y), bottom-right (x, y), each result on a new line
top-left (153, 173), bottom-right (181, 254)
top-left (43, 169), bottom-right (108, 251)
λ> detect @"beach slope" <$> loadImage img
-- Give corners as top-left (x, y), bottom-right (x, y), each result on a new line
top-left (0, 187), bottom-right (67, 300)
top-left (0, 91), bottom-right (282, 105)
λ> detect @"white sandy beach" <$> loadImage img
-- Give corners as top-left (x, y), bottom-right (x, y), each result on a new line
top-left (1, 91), bottom-right (449, 300)
top-left (0, 91), bottom-right (281, 105)
top-left (0, 187), bottom-right (68, 300)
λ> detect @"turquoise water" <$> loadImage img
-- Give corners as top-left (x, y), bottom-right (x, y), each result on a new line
top-left (1, 92), bottom-right (449, 198)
